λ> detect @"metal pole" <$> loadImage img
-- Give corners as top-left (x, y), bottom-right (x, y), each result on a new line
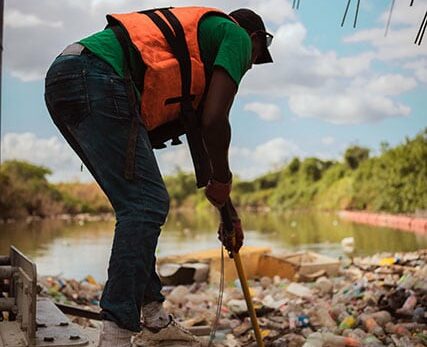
top-left (0, 0), bottom-right (4, 164)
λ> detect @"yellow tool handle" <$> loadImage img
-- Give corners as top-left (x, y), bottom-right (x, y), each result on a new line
top-left (220, 200), bottom-right (265, 347)
top-left (232, 250), bottom-right (265, 347)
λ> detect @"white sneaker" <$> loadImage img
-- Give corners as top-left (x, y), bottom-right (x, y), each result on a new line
top-left (98, 320), bottom-right (133, 347)
top-left (132, 315), bottom-right (202, 347)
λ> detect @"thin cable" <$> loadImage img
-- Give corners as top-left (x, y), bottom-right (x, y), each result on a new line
top-left (341, 0), bottom-right (352, 27)
top-left (415, 10), bottom-right (427, 45)
top-left (208, 237), bottom-right (225, 346)
top-left (410, 0), bottom-right (414, 6)
top-left (292, 0), bottom-right (296, 10)
top-left (353, 0), bottom-right (360, 28)
top-left (385, 0), bottom-right (396, 36)
top-left (296, 0), bottom-right (301, 10)
top-left (417, 11), bottom-right (427, 45)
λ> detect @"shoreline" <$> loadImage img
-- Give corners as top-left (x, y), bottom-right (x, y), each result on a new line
top-left (339, 210), bottom-right (427, 234)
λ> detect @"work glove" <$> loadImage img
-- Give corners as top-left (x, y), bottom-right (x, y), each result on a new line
top-left (205, 177), bottom-right (232, 208)
top-left (218, 219), bottom-right (244, 256)
top-left (218, 201), bottom-right (244, 256)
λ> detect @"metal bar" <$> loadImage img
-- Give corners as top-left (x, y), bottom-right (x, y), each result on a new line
top-left (341, 0), bottom-right (352, 27)
top-left (221, 201), bottom-right (265, 347)
top-left (410, 0), bottom-right (414, 6)
top-left (415, 10), bottom-right (427, 44)
top-left (417, 10), bottom-right (427, 45)
top-left (385, 0), bottom-right (396, 36)
top-left (353, 0), bottom-right (360, 28)
top-left (55, 303), bottom-right (101, 321)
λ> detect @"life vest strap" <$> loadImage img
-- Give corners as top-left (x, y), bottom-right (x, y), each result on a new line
top-left (143, 8), bottom-right (211, 187)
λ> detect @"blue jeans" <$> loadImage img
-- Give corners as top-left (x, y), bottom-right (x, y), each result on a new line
top-left (44, 51), bottom-right (169, 332)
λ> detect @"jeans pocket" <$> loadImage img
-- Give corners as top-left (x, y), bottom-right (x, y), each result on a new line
top-left (86, 73), bottom-right (135, 122)
top-left (45, 73), bottom-right (90, 127)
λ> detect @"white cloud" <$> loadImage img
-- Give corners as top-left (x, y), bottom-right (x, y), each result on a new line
top-left (244, 102), bottom-right (282, 121)
top-left (288, 90), bottom-right (411, 124)
top-left (156, 146), bottom-right (193, 174)
top-left (321, 137), bottom-right (335, 145)
top-left (2, 132), bottom-right (93, 182)
top-left (4, 0), bottom-right (422, 125)
top-left (249, 0), bottom-right (295, 25)
top-left (363, 74), bottom-right (417, 96)
top-left (343, 1), bottom-right (427, 61)
top-left (5, 9), bottom-right (62, 29)
top-left (404, 59), bottom-right (427, 83)
top-left (155, 137), bottom-right (304, 179)
top-left (231, 137), bottom-right (304, 178)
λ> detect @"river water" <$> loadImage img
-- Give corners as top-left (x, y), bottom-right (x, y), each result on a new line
top-left (1, 211), bottom-right (427, 282)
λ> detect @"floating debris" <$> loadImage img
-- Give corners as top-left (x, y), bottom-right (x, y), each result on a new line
top-left (39, 249), bottom-right (427, 346)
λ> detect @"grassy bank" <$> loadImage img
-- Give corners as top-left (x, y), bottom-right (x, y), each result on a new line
top-left (1, 129), bottom-right (425, 220)
top-left (167, 129), bottom-right (427, 214)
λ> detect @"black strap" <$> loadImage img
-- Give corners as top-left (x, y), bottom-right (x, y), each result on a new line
top-left (143, 9), bottom-right (211, 187)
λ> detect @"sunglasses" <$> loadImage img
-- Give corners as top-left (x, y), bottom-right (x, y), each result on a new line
top-left (255, 30), bottom-right (274, 47)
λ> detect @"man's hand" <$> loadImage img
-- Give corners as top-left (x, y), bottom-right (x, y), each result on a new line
top-left (218, 202), bottom-right (244, 254)
top-left (205, 177), bottom-right (232, 208)
top-left (218, 218), bottom-right (244, 255)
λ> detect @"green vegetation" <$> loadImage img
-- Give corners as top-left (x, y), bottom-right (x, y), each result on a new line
top-left (0, 129), bottom-right (425, 220)
top-left (0, 161), bottom-right (111, 220)
top-left (166, 129), bottom-right (427, 214)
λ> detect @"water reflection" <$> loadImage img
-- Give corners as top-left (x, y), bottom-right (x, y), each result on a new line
top-left (1, 210), bottom-right (426, 281)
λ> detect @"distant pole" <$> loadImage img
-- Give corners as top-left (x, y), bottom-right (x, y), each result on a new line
top-left (0, 0), bottom-right (3, 164)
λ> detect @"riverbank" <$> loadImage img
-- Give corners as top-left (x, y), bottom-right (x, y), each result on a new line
top-left (339, 211), bottom-right (427, 234)
top-left (1, 130), bottom-right (426, 221)
top-left (39, 249), bottom-right (427, 346)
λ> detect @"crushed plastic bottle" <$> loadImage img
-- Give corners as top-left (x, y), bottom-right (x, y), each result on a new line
top-left (303, 332), bottom-right (360, 347)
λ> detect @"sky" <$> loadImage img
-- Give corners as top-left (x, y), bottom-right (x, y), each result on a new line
top-left (1, 0), bottom-right (426, 182)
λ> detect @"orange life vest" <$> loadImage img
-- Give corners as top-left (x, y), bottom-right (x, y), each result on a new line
top-left (108, 7), bottom-right (230, 130)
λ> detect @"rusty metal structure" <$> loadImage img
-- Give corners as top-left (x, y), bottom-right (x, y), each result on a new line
top-left (0, 247), bottom-right (96, 347)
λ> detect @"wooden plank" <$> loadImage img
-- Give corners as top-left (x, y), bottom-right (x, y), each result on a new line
top-left (257, 251), bottom-right (340, 281)
top-left (158, 246), bottom-right (271, 283)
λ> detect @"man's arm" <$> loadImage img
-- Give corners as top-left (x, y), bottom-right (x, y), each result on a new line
top-left (201, 67), bottom-right (237, 183)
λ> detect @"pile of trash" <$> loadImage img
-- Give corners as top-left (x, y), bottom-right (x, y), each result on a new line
top-left (39, 250), bottom-right (427, 346)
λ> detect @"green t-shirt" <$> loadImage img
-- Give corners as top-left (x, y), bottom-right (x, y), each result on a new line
top-left (79, 15), bottom-right (252, 87)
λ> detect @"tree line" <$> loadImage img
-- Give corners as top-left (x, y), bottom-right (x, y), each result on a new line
top-left (0, 129), bottom-right (425, 220)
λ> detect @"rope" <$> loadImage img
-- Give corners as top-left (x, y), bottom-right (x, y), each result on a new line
top-left (207, 233), bottom-right (226, 346)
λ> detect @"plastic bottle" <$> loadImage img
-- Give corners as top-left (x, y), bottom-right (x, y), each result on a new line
top-left (339, 315), bottom-right (357, 329)
top-left (359, 314), bottom-right (384, 337)
top-left (361, 335), bottom-right (385, 347)
top-left (298, 314), bottom-right (310, 328)
top-left (384, 322), bottom-right (410, 336)
top-left (412, 307), bottom-right (425, 323)
top-left (396, 293), bottom-right (417, 314)
top-left (397, 274), bottom-right (416, 289)
top-left (369, 311), bottom-right (392, 326)
top-left (303, 332), bottom-right (361, 347)
top-left (316, 306), bottom-right (337, 329)
top-left (288, 311), bottom-right (297, 330)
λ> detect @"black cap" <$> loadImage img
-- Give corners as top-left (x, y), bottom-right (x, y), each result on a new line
top-left (229, 8), bottom-right (273, 64)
